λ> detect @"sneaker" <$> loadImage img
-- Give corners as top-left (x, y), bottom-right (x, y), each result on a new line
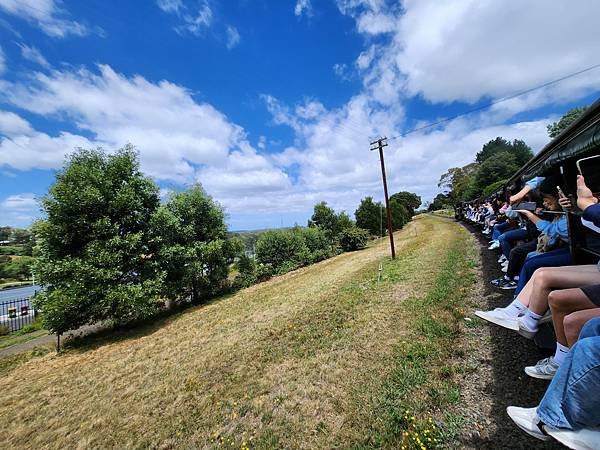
top-left (497, 279), bottom-right (517, 290)
top-left (498, 255), bottom-right (507, 263)
top-left (488, 240), bottom-right (500, 250)
top-left (506, 407), bottom-right (553, 441)
top-left (525, 357), bottom-right (559, 380)
top-left (491, 277), bottom-right (506, 286)
top-left (517, 317), bottom-right (537, 339)
top-left (539, 310), bottom-right (552, 325)
top-left (501, 262), bottom-right (509, 273)
top-left (474, 308), bottom-right (519, 330)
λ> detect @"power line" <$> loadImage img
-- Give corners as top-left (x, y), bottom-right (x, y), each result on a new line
top-left (388, 63), bottom-right (600, 141)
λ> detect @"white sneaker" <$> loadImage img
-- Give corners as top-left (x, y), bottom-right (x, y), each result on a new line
top-left (517, 317), bottom-right (537, 339)
top-left (488, 241), bottom-right (500, 250)
top-left (501, 261), bottom-right (509, 273)
top-left (498, 255), bottom-right (507, 263)
top-left (506, 407), bottom-right (553, 441)
top-left (525, 357), bottom-right (559, 380)
top-left (475, 308), bottom-right (519, 330)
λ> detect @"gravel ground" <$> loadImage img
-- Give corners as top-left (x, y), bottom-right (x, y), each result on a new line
top-left (453, 221), bottom-right (563, 450)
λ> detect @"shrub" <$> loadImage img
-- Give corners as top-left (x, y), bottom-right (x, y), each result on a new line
top-left (339, 227), bottom-right (369, 251)
top-left (296, 227), bottom-right (333, 263)
top-left (256, 229), bottom-right (310, 274)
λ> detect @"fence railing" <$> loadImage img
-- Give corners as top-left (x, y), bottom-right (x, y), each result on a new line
top-left (0, 298), bottom-right (37, 333)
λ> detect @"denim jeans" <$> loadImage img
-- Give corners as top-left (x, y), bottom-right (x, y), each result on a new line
top-left (499, 228), bottom-right (529, 258)
top-left (537, 317), bottom-right (600, 429)
top-left (492, 221), bottom-right (510, 240)
top-left (514, 247), bottom-right (573, 296)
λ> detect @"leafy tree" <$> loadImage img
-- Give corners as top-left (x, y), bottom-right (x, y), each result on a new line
top-left (152, 185), bottom-right (242, 304)
top-left (475, 137), bottom-right (532, 167)
top-left (256, 229), bottom-right (310, 274)
top-left (10, 228), bottom-right (32, 245)
top-left (355, 197), bottom-right (385, 236)
top-left (297, 226), bottom-right (333, 263)
top-left (482, 179), bottom-right (508, 198)
top-left (428, 193), bottom-right (452, 211)
top-left (547, 106), bottom-right (588, 138)
top-left (0, 256), bottom-right (34, 280)
top-left (308, 201), bottom-right (339, 239)
top-left (0, 227), bottom-right (12, 241)
top-left (390, 192), bottom-right (421, 217)
top-left (33, 147), bottom-right (164, 334)
top-left (336, 211), bottom-right (354, 231)
top-left (438, 163), bottom-right (478, 203)
top-left (473, 152), bottom-right (520, 195)
top-left (388, 198), bottom-right (409, 230)
top-left (339, 227), bottom-right (369, 251)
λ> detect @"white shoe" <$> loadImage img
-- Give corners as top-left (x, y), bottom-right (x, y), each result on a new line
top-left (501, 261), bottom-right (509, 273)
top-left (525, 357), bottom-right (559, 380)
top-left (498, 255), bottom-right (507, 263)
top-left (517, 317), bottom-right (537, 339)
top-left (475, 308), bottom-right (519, 330)
top-left (488, 241), bottom-right (500, 250)
top-left (506, 407), bottom-right (553, 441)
top-left (547, 427), bottom-right (600, 450)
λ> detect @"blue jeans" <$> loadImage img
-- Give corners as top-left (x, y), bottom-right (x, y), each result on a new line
top-left (492, 221), bottom-right (510, 240)
top-left (537, 318), bottom-right (600, 429)
top-left (499, 228), bottom-right (529, 258)
top-left (514, 247), bottom-right (572, 296)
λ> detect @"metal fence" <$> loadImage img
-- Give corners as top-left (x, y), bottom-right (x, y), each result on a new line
top-left (0, 298), bottom-right (37, 333)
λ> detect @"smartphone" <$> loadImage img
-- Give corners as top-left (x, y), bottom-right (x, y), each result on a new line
top-left (576, 155), bottom-right (600, 191)
top-left (515, 201), bottom-right (537, 212)
top-left (556, 185), bottom-right (566, 198)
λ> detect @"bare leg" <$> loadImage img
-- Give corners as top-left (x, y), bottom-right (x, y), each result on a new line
top-left (563, 308), bottom-right (600, 347)
top-left (527, 265), bottom-right (600, 315)
top-left (548, 288), bottom-right (599, 345)
top-left (515, 276), bottom-right (535, 307)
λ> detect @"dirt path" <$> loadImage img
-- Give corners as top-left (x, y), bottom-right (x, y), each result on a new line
top-left (454, 221), bottom-right (562, 449)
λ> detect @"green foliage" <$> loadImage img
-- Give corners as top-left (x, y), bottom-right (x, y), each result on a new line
top-left (474, 152), bottom-right (519, 193)
top-left (389, 199), bottom-right (410, 231)
top-left (428, 194), bottom-right (452, 212)
top-left (336, 211), bottom-right (354, 231)
top-left (482, 179), bottom-right (508, 198)
top-left (338, 227), bottom-right (369, 251)
top-left (298, 226), bottom-right (334, 263)
top-left (547, 106), bottom-right (588, 138)
top-left (308, 201), bottom-right (339, 239)
top-left (256, 229), bottom-right (310, 274)
top-left (390, 192), bottom-right (421, 217)
top-left (0, 256), bottom-right (34, 280)
top-left (32, 147), bottom-right (164, 334)
top-left (355, 196), bottom-right (385, 236)
top-left (475, 137), bottom-right (532, 166)
top-left (152, 185), bottom-right (241, 303)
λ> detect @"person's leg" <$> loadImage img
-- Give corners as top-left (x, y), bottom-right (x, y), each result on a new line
top-left (499, 228), bottom-right (528, 258)
top-left (538, 336), bottom-right (600, 429)
top-left (492, 221), bottom-right (510, 240)
top-left (564, 308), bottom-right (600, 347)
top-left (514, 248), bottom-right (573, 297)
top-left (549, 288), bottom-right (600, 346)
top-left (506, 241), bottom-right (537, 280)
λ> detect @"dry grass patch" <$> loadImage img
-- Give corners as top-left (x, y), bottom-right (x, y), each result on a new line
top-left (0, 216), bottom-right (473, 450)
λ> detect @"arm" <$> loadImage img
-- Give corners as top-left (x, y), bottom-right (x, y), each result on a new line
top-left (509, 177), bottom-right (545, 204)
top-left (582, 204), bottom-right (600, 228)
top-left (535, 215), bottom-right (569, 241)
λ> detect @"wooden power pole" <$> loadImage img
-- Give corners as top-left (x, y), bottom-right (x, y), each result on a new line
top-left (370, 137), bottom-right (396, 259)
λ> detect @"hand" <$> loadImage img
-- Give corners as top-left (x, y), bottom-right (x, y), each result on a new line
top-left (559, 196), bottom-right (573, 212)
top-left (509, 194), bottom-right (522, 204)
top-left (577, 175), bottom-right (598, 211)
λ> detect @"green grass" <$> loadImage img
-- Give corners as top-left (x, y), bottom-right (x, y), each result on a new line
top-left (0, 318), bottom-right (47, 349)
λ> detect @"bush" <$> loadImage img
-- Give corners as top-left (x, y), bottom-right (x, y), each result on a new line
top-left (256, 229), bottom-right (310, 274)
top-left (296, 227), bottom-right (334, 263)
top-left (339, 227), bottom-right (369, 251)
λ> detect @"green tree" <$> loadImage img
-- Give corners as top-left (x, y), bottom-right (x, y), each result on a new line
top-left (547, 106), bottom-right (588, 138)
top-left (336, 211), bottom-right (354, 231)
top-left (338, 227), bottom-right (369, 251)
top-left (33, 147), bottom-right (164, 334)
top-left (389, 191), bottom-right (421, 217)
top-left (355, 197), bottom-right (385, 236)
top-left (475, 137), bottom-right (532, 167)
top-left (153, 185), bottom-right (242, 304)
top-left (428, 193), bottom-right (452, 211)
top-left (438, 163), bottom-right (478, 203)
top-left (474, 152), bottom-right (520, 195)
top-left (388, 198), bottom-right (409, 230)
top-left (256, 229), bottom-right (309, 274)
top-left (308, 201), bottom-right (339, 239)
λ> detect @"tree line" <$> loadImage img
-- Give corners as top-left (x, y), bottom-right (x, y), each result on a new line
top-left (431, 105), bottom-right (588, 208)
top-left (31, 147), bottom-right (420, 335)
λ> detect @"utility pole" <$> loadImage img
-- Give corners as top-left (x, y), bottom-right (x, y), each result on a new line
top-left (370, 137), bottom-right (396, 259)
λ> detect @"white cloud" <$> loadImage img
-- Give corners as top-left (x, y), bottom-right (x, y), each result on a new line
top-left (0, 193), bottom-right (39, 227)
top-left (0, 0), bottom-right (89, 38)
top-left (225, 25), bottom-right (240, 49)
top-left (17, 43), bottom-right (50, 68)
top-left (0, 65), bottom-right (291, 214)
top-left (294, 0), bottom-right (313, 17)
top-left (157, 0), bottom-right (213, 36)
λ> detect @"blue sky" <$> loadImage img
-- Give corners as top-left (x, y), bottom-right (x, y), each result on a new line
top-left (1, 0), bottom-right (600, 230)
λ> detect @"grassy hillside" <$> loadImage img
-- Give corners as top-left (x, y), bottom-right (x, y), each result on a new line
top-left (0, 215), bottom-right (476, 449)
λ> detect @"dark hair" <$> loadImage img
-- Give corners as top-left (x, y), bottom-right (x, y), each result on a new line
top-left (539, 176), bottom-right (559, 198)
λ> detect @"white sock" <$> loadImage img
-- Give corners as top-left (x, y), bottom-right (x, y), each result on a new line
top-left (504, 299), bottom-right (526, 318)
top-left (553, 343), bottom-right (569, 366)
top-left (522, 309), bottom-right (543, 331)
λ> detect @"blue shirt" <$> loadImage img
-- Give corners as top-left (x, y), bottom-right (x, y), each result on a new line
top-left (583, 203), bottom-right (600, 228)
top-left (536, 214), bottom-right (569, 247)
